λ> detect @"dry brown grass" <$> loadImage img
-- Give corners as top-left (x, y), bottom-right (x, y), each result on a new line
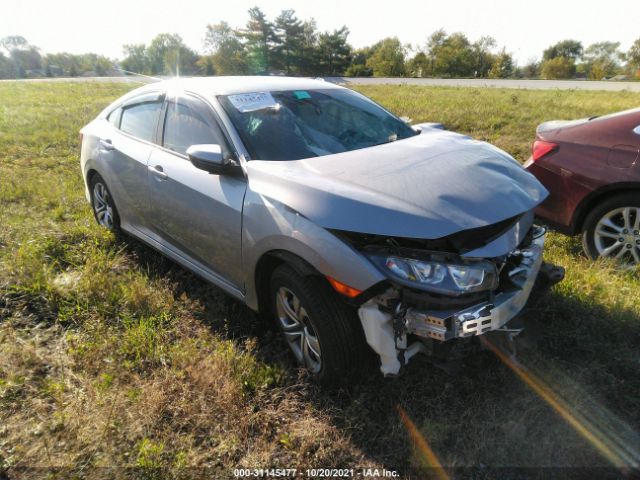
top-left (1, 288), bottom-right (376, 479)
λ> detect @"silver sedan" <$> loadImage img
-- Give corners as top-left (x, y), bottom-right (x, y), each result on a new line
top-left (80, 76), bottom-right (552, 384)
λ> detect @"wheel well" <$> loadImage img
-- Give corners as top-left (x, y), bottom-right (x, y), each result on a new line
top-left (254, 250), bottom-right (320, 319)
top-left (573, 185), bottom-right (640, 233)
top-left (86, 169), bottom-right (98, 188)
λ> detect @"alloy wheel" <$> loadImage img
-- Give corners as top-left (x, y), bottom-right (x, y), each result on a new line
top-left (275, 286), bottom-right (322, 373)
top-left (93, 182), bottom-right (115, 230)
top-left (593, 206), bottom-right (640, 265)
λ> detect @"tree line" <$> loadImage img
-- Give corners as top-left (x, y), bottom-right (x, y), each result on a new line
top-left (0, 36), bottom-right (114, 78)
top-left (2, 7), bottom-right (640, 80)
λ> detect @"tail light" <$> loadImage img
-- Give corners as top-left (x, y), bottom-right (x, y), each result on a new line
top-left (532, 140), bottom-right (558, 162)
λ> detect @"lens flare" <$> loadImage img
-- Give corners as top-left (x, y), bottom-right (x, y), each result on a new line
top-left (397, 405), bottom-right (449, 480)
top-left (480, 336), bottom-right (639, 471)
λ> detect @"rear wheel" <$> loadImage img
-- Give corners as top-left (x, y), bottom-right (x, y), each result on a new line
top-left (582, 193), bottom-right (640, 266)
top-left (90, 173), bottom-right (120, 232)
top-left (269, 264), bottom-right (367, 385)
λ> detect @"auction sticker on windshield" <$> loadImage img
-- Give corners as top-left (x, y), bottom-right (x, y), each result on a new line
top-left (228, 92), bottom-right (279, 112)
top-left (293, 90), bottom-right (311, 100)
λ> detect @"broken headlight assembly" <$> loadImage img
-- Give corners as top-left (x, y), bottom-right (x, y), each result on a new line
top-left (367, 252), bottom-right (499, 296)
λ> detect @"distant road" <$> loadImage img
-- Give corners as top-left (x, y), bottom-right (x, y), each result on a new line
top-left (327, 77), bottom-right (640, 92)
top-left (3, 75), bottom-right (640, 92)
top-left (0, 76), bottom-right (146, 84)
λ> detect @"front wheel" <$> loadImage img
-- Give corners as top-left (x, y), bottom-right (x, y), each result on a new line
top-left (582, 193), bottom-right (640, 266)
top-left (270, 264), bottom-right (368, 385)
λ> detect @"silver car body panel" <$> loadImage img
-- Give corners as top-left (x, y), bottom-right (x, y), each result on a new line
top-left (146, 146), bottom-right (247, 288)
top-left (246, 129), bottom-right (548, 239)
top-left (81, 119), bottom-right (154, 228)
top-left (128, 224), bottom-right (246, 300)
top-left (81, 76), bottom-right (549, 315)
top-left (241, 189), bottom-right (387, 310)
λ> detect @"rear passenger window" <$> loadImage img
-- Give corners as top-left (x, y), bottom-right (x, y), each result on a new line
top-left (120, 101), bottom-right (162, 142)
top-left (163, 99), bottom-right (219, 155)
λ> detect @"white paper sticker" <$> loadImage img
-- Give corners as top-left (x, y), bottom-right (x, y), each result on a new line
top-left (227, 92), bottom-right (278, 113)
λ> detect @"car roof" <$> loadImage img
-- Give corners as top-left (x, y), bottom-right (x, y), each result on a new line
top-left (128, 76), bottom-right (344, 99)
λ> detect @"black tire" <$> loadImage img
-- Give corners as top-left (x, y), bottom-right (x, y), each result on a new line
top-left (270, 264), bottom-right (368, 385)
top-left (581, 192), bottom-right (640, 264)
top-left (89, 173), bottom-right (121, 232)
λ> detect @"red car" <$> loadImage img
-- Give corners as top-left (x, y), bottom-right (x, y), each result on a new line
top-left (524, 108), bottom-right (640, 265)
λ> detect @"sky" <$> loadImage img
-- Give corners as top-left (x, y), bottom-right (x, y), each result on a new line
top-left (3, 0), bottom-right (639, 64)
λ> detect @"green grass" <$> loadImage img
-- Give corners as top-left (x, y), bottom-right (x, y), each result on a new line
top-left (1, 81), bottom-right (640, 478)
top-left (355, 84), bottom-right (640, 162)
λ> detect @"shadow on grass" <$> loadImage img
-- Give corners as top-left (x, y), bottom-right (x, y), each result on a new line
top-left (117, 234), bottom-right (640, 476)
top-left (115, 234), bottom-right (292, 364)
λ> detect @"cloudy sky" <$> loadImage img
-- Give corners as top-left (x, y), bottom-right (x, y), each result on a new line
top-left (3, 0), bottom-right (639, 63)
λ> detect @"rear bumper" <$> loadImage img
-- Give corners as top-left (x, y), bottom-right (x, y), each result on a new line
top-left (405, 233), bottom-right (545, 341)
top-left (525, 160), bottom-right (591, 235)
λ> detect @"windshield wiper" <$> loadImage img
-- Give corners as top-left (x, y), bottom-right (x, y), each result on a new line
top-left (369, 134), bottom-right (399, 148)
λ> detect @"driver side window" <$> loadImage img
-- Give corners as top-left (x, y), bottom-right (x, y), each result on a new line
top-left (163, 97), bottom-right (222, 156)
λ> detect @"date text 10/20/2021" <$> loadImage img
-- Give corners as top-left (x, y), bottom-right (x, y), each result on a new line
top-left (233, 468), bottom-right (400, 478)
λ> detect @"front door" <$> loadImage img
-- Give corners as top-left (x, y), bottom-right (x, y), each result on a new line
top-left (147, 94), bottom-right (247, 289)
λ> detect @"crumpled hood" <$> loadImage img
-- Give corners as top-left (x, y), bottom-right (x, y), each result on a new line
top-left (246, 129), bottom-right (548, 239)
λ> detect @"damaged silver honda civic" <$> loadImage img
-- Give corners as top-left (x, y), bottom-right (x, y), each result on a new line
top-left (80, 76), bottom-right (561, 384)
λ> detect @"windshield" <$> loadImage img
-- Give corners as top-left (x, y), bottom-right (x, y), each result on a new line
top-left (218, 88), bottom-right (418, 161)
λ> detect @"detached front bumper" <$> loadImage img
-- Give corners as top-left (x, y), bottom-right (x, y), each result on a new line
top-left (405, 233), bottom-right (545, 342)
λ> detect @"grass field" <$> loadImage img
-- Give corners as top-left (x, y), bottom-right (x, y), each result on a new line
top-left (1, 81), bottom-right (640, 479)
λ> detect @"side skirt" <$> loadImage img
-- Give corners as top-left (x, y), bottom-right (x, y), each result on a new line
top-left (120, 223), bottom-right (246, 303)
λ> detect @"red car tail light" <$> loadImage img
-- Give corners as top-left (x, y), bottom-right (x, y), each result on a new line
top-left (532, 140), bottom-right (558, 162)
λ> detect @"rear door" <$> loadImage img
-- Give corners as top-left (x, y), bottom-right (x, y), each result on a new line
top-left (101, 93), bottom-right (164, 232)
top-left (147, 93), bottom-right (247, 289)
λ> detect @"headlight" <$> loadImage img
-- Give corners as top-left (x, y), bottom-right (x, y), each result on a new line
top-left (373, 255), bottom-right (498, 295)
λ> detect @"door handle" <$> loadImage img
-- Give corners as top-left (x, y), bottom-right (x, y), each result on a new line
top-left (148, 165), bottom-right (168, 180)
top-left (633, 125), bottom-right (640, 135)
top-left (99, 138), bottom-right (114, 151)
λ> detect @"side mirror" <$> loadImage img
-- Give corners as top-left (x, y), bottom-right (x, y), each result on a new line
top-left (186, 144), bottom-right (234, 175)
